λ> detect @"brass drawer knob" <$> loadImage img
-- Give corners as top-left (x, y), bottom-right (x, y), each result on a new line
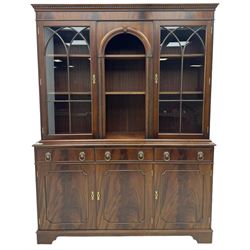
top-left (197, 151), bottom-right (204, 161)
top-left (163, 151), bottom-right (170, 161)
top-left (104, 151), bottom-right (111, 161)
top-left (45, 152), bottom-right (51, 161)
top-left (79, 151), bottom-right (86, 162)
top-left (138, 151), bottom-right (144, 161)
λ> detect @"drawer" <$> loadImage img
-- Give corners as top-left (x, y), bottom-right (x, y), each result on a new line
top-left (35, 148), bottom-right (95, 162)
top-left (96, 148), bottom-right (153, 162)
top-left (155, 148), bottom-right (213, 162)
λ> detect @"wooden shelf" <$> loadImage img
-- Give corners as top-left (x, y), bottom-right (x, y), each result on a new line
top-left (160, 53), bottom-right (204, 58)
top-left (48, 100), bottom-right (91, 103)
top-left (159, 99), bottom-right (203, 102)
top-left (105, 132), bottom-right (145, 139)
top-left (48, 92), bottom-right (91, 95)
top-left (106, 91), bottom-right (145, 95)
top-left (105, 54), bottom-right (146, 59)
top-left (46, 54), bottom-right (90, 58)
top-left (159, 91), bottom-right (203, 94)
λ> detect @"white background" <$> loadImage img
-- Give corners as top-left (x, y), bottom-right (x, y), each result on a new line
top-left (0, 0), bottom-right (249, 249)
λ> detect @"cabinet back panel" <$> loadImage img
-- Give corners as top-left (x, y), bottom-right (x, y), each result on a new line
top-left (106, 95), bottom-right (145, 134)
top-left (105, 59), bottom-right (145, 92)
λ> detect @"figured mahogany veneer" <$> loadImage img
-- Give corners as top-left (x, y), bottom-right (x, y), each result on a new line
top-left (32, 3), bottom-right (217, 244)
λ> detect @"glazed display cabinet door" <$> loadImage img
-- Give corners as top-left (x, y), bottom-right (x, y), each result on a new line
top-left (37, 164), bottom-right (96, 230)
top-left (156, 25), bottom-right (209, 137)
top-left (43, 25), bottom-right (96, 138)
top-left (96, 164), bottom-right (153, 229)
top-left (154, 164), bottom-right (212, 229)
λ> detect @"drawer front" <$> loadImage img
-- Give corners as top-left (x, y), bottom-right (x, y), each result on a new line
top-left (96, 148), bottom-right (153, 162)
top-left (35, 148), bottom-right (95, 162)
top-left (155, 148), bottom-right (213, 162)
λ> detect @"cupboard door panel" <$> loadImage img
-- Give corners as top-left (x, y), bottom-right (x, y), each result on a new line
top-left (154, 164), bottom-right (212, 229)
top-left (96, 164), bottom-right (153, 229)
top-left (37, 164), bottom-right (96, 230)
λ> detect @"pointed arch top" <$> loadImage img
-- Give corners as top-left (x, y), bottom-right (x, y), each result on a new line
top-left (99, 27), bottom-right (152, 57)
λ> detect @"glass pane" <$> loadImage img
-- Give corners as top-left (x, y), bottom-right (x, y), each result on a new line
top-left (46, 56), bottom-right (68, 93)
top-left (181, 102), bottom-right (203, 133)
top-left (160, 26), bottom-right (205, 55)
top-left (160, 94), bottom-right (180, 100)
top-left (68, 29), bottom-right (90, 54)
top-left (48, 102), bottom-right (69, 134)
top-left (71, 102), bottom-right (91, 133)
top-left (70, 94), bottom-right (91, 101)
top-left (45, 28), bottom-right (67, 55)
top-left (69, 57), bottom-right (91, 92)
top-left (182, 27), bottom-right (205, 54)
top-left (182, 93), bottom-right (203, 100)
top-left (160, 27), bottom-right (182, 55)
top-left (160, 58), bottom-right (181, 93)
top-left (47, 94), bottom-right (68, 103)
top-left (183, 57), bottom-right (204, 92)
top-left (45, 26), bottom-right (92, 135)
top-left (159, 102), bottom-right (180, 133)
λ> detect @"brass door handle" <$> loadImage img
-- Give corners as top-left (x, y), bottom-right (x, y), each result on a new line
top-left (45, 152), bottom-right (51, 161)
top-left (154, 73), bottom-right (158, 84)
top-left (90, 191), bottom-right (95, 200)
top-left (92, 74), bottom-right (96, 84)
top-left (197, 151), bottom-right (204, 161)
top-left (163, 151), bottom-right (170, 161)
top-left (97, 192), bottom-right (101, 201)
top-left (138, 151), bottom-right (144, 161)
top-left (104, 151), bottom-right (111, 161)
top-left (79, 151), bottom-right (86, 162)
top-left (155, 191), bottom-right (159, 200)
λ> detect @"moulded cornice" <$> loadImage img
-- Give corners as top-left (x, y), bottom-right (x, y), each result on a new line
top-left (32, 3), bottom-right (219, 12)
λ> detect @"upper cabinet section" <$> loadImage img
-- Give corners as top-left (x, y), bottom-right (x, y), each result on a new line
top-left (33, 4), bottom-right (217, 140)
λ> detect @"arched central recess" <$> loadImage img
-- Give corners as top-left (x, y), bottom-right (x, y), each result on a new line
top-left (104, 31), bottom-right (147, 139)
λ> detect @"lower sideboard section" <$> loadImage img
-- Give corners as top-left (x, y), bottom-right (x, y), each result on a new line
top-left (34, 144), bottom-right (214, 244)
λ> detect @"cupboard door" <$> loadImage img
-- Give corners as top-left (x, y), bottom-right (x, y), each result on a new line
top-left (96, 164), bottom-right (153, 229)
top-left (37, 164), bottom-right (96, 230)
top-left (154, 164), bottom-right (212, 229)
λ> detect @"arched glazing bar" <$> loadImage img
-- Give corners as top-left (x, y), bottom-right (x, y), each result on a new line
top-left (68, 27), bottom-right (90, 54)
top-left (182, 26), bottom-right (205, 54)
top-left (160, 26), bottom-right (205, 55)
top-left (45, 27), bottom-right (68, 55)
top-left (160, 26), bottom-right (183, 54)
top-left (45, 27), bottom-right (90, 55)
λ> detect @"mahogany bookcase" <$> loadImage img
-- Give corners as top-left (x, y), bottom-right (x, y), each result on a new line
top-left (32, 3), bottom-right (218, 244)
